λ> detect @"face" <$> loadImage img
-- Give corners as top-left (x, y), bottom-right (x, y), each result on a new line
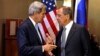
top-left (38, 11), bottom-right (45, 22)
top-left (56, 8), bottom-right (68, 26)
top-left (36, 10), bottom-right (46, 23)
top-left (36, 11), bottom-right (45, 23)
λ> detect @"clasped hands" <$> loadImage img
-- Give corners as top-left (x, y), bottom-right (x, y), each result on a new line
top-left (43, 33), bottom-right (57, 56)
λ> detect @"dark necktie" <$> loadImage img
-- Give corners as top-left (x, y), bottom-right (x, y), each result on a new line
top-left (38, 27), bottom-right (45, 44)
top-left (35, 25), bottom-right (44, 44)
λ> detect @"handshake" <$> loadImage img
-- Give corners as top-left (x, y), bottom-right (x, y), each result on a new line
top-left (42, 33), bottom-right (57, 56)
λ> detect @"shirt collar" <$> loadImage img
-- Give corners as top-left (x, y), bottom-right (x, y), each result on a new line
top-left (64, 21), bottom-right (73, 30)
top-left (29, 16), bottom-right (36, 26)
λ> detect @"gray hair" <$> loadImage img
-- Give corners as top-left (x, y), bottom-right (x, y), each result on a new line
top-left (28, 1), bottom-right (45, 16)
top-left (62, 6), bottom-right (73, 20)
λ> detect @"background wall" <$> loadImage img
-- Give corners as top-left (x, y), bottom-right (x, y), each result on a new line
top-left (0, 0), bottom-right (63, 19)
top-left (0, 20), bottom-right (4, 56)
top-left (88, 0), bottom-right (100, 44)
top-left (0, 0), bottom-right (33, 56)
top-left (0, 0), bottom-right (34, 19)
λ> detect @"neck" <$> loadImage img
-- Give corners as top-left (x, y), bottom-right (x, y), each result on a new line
top-left (63, 20), bottom-right (71, 27)
top-left (30, 16), bottom-right (38, 24)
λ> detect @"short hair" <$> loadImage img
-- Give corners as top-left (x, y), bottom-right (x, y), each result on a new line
top-left (28, 1), bottom-right (46, 16)
top-left (62, 6), bottom-right (73, 20)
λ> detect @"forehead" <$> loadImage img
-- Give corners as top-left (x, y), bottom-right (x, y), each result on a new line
top-left (57, 8), bottom-right (63, 14)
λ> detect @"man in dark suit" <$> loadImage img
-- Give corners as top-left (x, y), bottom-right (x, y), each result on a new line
top-left (54, 6), bottom-right (91, 56)
top-left (17, 1), bottom-right (56, 56)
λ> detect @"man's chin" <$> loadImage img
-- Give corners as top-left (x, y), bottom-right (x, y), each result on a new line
top-left (38, 21), bottom-right (42, 23)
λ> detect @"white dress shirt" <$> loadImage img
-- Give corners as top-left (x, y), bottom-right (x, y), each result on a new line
top-left (61, 21), bottom-right (73, 44)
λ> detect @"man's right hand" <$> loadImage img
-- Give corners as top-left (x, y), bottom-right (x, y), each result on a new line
top-left (46, 33), bottom-right (55, 44)
top-left (43, 44), bottom-right (57, 52)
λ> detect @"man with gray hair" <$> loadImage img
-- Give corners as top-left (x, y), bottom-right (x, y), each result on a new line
top-left (17, 1), bottom-right (56, 56)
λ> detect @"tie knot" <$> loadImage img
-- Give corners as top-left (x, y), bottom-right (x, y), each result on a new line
top-left (63, 27), bottom-right (66, 31)
top-left (35, 24), bottom-right (39, 30)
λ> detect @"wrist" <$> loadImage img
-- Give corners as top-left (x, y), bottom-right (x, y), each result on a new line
top-left (42, 46), bottom-right (45, 52)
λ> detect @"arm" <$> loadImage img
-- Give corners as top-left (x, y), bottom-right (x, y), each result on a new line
top-left (17, 27), bottom-right (43, 56)
top-left (17, 27), bottom-right (56, 56)
top-left (81, 27), bottom-right (91, 56)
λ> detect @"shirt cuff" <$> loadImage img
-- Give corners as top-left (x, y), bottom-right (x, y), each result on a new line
top-left (42, 46), bottom-right (44, 52)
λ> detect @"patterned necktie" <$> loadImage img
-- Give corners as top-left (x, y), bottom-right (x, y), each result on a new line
top-left (61, 28), bottom-right (66, 56)
top-left (38, 27), bottom-right (45, 44)
top-left (35, 25), bottom-right (43, 43)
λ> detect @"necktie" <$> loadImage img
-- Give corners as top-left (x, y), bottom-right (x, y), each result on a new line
top-left (38, 27), bottom-right (45, 44)
top-left (61, 28), bottom-right (66, 56)
top-left (35, 25), bottom-right (43, 43)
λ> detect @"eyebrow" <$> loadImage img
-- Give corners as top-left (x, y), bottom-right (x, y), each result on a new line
top-left (57, 14), bottom-right (61, 16)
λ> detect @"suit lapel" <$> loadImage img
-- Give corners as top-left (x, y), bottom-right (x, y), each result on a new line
top-left (56, 28), bottom-right (63, 47)
top-left (27, 18), bottom-right (42, 44)
top-left (65, 23), bottom-right (76, 47)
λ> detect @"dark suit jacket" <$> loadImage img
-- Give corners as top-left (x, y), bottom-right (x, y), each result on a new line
top-left (54, 23), bottom-right (91, 56)
top-left (17, 18), bottom-right (45, 56)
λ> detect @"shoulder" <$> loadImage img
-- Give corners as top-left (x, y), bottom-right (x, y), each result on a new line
top-left (73, 23), bottom-right (86, 30)
top-left (72, 23), bottom-right (89, 34)
top-left (18, 18), bottom-right (31, 30)
top-left (74, 23), bottom-right (84, 28)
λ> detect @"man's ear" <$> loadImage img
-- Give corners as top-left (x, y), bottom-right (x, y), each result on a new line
top-left (66, 14), bottom-right (70, 20)
top-left (34, 12), bottom-right (38, 15)
top-left (42, 6), bottom-right (46, 13)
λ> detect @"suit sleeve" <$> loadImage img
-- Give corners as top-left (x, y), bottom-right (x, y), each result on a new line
top-left (17, 26), bottom-right (43, 56)
top-left (80, 27), bottom-right (91, 56)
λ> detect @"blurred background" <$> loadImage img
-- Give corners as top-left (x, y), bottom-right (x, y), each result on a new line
top-left (0, 0), bottom-right (100, 56)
